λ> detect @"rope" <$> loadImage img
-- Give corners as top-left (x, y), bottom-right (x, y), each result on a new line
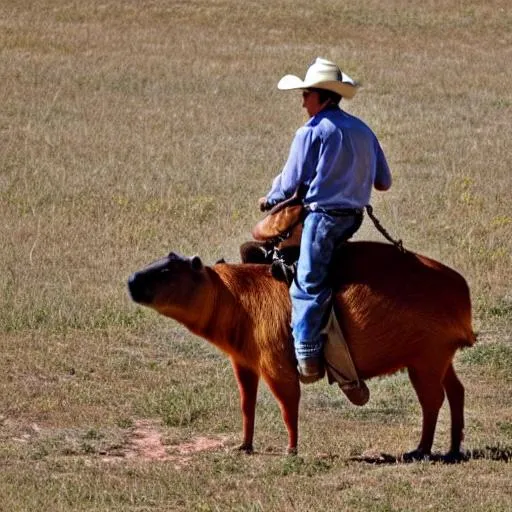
top-left (365, 205), bottom-right (407, 253)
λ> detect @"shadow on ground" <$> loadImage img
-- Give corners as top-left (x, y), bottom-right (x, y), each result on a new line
top-left (349, 445), bottom-right (512, 465)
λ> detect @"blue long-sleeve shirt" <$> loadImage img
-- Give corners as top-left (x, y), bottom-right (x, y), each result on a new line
top-left (266, 106), bottom-right (391, 210)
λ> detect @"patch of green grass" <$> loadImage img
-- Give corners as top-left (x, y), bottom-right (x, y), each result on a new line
top-left (498, 422), bottom-right (512, 439)
top-left (159, 387), bottom-right (210, 427)
top-left (135, 362), bottom-right (239, 431)
top-left (460, 342), bottom-right (512, 373)
top-left (0, 299), bottom-right (151, 333)
top-left (273, 455), bottom-right (335, 477)
top-left (488, 299), bottom-right (512, 319)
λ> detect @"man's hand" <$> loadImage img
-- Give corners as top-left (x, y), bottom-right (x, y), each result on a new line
top-left (258, 196), bottom-right (270, 212)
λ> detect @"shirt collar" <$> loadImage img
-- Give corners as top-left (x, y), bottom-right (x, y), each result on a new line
top-left (306, 104), bottom-right (341, 125)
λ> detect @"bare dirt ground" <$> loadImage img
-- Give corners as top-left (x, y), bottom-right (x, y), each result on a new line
top-left (104, 419), bottom-right (229, 465)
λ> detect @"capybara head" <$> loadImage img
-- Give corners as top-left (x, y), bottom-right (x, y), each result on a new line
top-left (128, 252), bottom-right (207, 317)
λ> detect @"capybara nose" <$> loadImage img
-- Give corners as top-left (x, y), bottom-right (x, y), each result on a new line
top-left (128, 272), bottom-right (152, 304)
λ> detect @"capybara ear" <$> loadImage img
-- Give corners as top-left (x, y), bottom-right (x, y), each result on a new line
top-left (191, 255), bottom-right (203, 271)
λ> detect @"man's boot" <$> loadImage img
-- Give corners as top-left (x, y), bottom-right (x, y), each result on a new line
top-left (296, 357), bottom-right (325, 384)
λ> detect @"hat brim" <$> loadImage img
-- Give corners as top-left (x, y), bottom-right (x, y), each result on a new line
top-left (277, 74), bottom-right (358, 99)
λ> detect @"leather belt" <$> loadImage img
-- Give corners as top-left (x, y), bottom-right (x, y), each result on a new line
top-left (307, 206), bottom-right (363, 217)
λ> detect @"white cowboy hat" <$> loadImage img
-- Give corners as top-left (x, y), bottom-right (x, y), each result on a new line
top-left (277, 57), bottom-right (358, 99)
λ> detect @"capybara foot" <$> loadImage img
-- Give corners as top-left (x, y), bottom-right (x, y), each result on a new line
top-left (286, 446), bottom-right (298, 456)
top-left (234, 442), bottom-right (254, 454)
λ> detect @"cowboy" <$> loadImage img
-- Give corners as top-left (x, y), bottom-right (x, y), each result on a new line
top-left (259, 58), bottom-right (392, 383)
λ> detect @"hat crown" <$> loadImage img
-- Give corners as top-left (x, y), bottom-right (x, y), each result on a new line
top-left (305, 58), bottom-right (343, 83)
top-left (277, 57), bottom-right (358, 99)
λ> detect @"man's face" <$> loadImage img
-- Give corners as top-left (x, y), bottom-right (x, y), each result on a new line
top-left (302, 89), bottom-right (324, 117)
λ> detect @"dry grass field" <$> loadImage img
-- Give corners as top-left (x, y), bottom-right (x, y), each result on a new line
top-left (1, 0), bottom-right (511, 510)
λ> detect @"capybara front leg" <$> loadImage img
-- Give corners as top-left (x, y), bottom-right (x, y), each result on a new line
top-left (443, 363), bottom-right (467, 462)
top-left (232, 361), bottom-right (259, 453)
top-left (405, 366), bottom-right (446, 461)
top-left (264, 374), bottom-right (301, 455)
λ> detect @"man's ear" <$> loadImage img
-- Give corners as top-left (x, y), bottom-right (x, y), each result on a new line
top-left (190, 255), bottom-right (203, 271)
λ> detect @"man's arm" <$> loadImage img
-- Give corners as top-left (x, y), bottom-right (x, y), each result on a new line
top-left (374, 140), bottom-right (392, 191)
top-left (264, 127), bottom-right (316, 207)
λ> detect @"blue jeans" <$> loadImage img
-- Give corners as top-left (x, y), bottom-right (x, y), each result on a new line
top-left (291, 211), bottom-right (362, 360)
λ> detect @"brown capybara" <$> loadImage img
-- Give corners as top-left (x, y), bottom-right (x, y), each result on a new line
top-left (128, 241), bottom-right (475, 460)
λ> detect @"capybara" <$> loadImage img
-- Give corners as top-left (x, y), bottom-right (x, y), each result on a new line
top-left (128, 241), bottom-right (475, 460)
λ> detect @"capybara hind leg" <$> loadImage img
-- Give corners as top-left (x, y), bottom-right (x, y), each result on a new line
top-left (443, 363), bottom-right (466, 460)
top-left (264, 374), bottom-right (301, 454)
top-left (232, 361), bottom-right (259, 453)
top-left (405, 366), bottom-right (446, 461)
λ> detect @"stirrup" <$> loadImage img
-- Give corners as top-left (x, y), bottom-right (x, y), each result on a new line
top-left (270, 260), bottom-right (295, 286)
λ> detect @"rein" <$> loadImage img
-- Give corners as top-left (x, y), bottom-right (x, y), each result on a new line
top-left (263, 200), bottom-right (408, 254)
top-left (365, 205), bottom-right (407, 253)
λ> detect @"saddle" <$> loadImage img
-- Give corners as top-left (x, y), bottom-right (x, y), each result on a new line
top-left (242, 196), bottom-right (406, 406)
top-left (252, 187), bottom-right (306, 243)
top-left (240, 234), bottom-right (369, 406)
